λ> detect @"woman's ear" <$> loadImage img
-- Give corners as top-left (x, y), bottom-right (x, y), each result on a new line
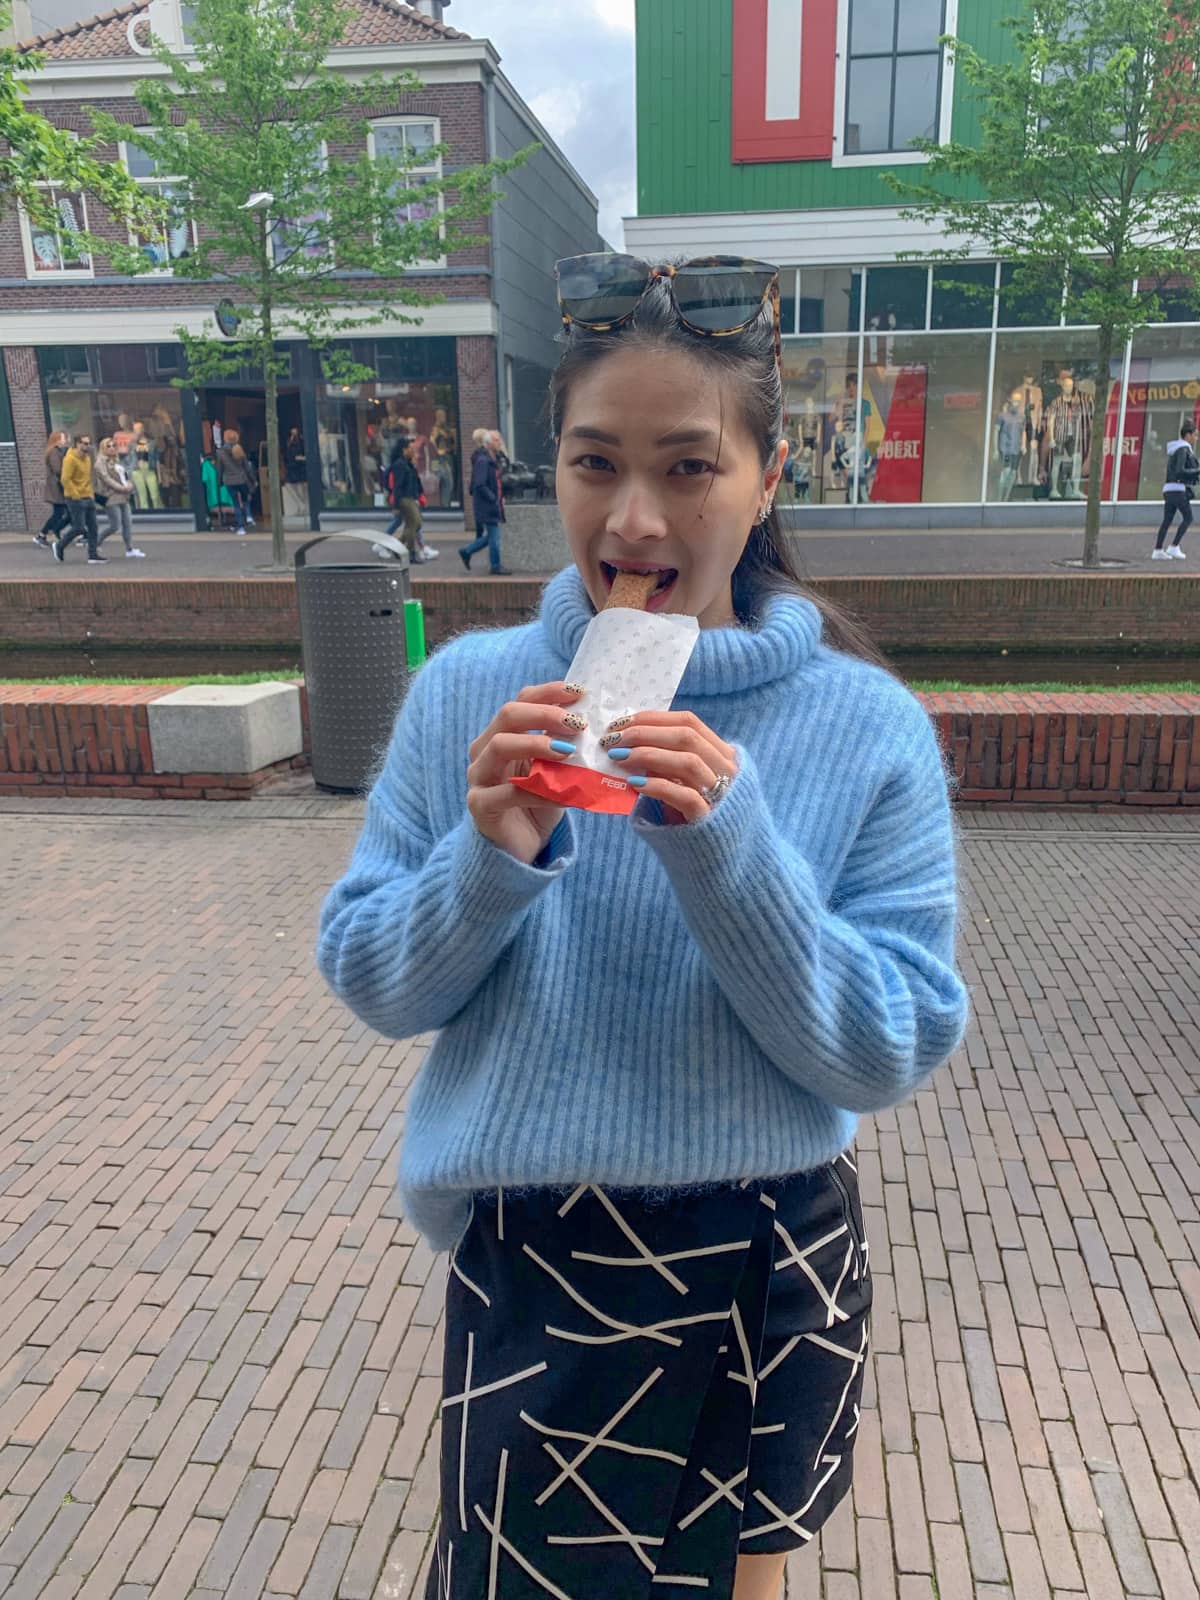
top-left (764, 438), bottom-right (788, 499)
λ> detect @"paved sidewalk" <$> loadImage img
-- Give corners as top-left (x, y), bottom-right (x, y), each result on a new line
top-left (1, 522), bottom-right (1193, 580)
top-left (2, 799), bottom-right (1199, 1598)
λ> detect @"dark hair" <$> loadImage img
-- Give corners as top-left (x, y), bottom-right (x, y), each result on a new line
top-left (548, 279), bottom-right (894, 672)
top-left (1182, 420), bottom-right (1196, 437)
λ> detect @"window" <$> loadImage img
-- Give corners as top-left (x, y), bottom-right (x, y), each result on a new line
top-left (122, 143), bottom-right (196, 274)
top-left (271, 131), bottom-right (329, 267)
top-left (797, 268), bottom-right (863, 334)
top-left (369, 118), bottom-right (445, 262)
top-left (845, 0), bottom-right (946, 156)
top-left (865, 264), bottom-right (929, 332)
top-left (931, 263), bottom-right (997, 329)
top-left (20, 186), bottom-right (92, 278)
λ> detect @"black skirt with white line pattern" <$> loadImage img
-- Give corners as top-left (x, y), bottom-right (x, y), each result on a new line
top-left (425, 1159), bottom-right (871, 1598)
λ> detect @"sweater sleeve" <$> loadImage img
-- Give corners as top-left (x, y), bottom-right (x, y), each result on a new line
top-left (316, 659), bottom-right (576, 1039)
top-left (633, 708), bottom-right (970, 1114)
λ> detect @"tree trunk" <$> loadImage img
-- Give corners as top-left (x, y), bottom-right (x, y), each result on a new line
top-left (1082, 322), bottom-right (1116, 569)
top-left (259, 209), bottom-right (287, 569)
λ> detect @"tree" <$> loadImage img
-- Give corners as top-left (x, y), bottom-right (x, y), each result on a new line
top-left (889, 0), bottom-right (1200, 568)
top-left (93, 0), bottom-right (530, 566)
top-left (2, 1), bottom-right (161, 258)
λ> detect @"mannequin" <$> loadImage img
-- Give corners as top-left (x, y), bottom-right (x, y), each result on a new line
top-left (793, 442), bottom-right (814, 503)
top-left (1016, 373), bottom-right (1044, 487)
top-left (430, 406), bottom-right (457, 506)
top-left (128, 421), bottom-right (163, 509)
top-left (1044, 370), bottom-right (1093, 500)
top-left (150, 405), bottom-right (181, 506)
top-left (995, 389), bottom-right (1026, 501)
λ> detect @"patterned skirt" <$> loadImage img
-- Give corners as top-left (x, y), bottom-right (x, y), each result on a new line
top-left (425, 1157), bottom-right (871, 1598)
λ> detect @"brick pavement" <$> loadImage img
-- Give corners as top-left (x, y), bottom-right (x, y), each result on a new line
top-left (1, 797), bottom-right (1199, 1599)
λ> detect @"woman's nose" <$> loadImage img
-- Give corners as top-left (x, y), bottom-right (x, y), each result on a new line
top-left (607, 485), bottom-right (669, 543)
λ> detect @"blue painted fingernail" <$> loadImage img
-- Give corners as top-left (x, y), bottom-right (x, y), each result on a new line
top-left (549, 739), bottom-right (576, 755)
top-left (608, 748), bottom-right (631, 761)
top-left (626, 775), bottom-right (648, 788)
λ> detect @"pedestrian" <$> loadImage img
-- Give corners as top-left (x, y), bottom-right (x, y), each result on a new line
top-left (457, 426), bottom-right (511, 574)
top-left (35, 429), bottom-right (70, 547)
top-left (378, 438), bottom-right (425, 560)
top-left (318, 255), bottom-right (969, 1599)
top-left (217, 428), bottom-right (256, 535)
top-left (53, 433), bottom-right (104, 565)
top-left (94, 438), bottom-right (145, 558)
top-left (1152, 418), bottom-right (1199, 561)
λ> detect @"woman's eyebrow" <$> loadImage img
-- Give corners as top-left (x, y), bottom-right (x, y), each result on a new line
top-left (565, 424), bottom-right (721, 448)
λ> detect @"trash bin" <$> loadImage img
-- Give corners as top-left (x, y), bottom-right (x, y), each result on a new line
top-left (295, 530), bottom-right (415, 793)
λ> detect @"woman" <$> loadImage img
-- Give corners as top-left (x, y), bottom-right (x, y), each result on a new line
top-left (319, 259), bottom-right (969, 1599)
top-left (457, 426), bottom-right (511, 575)
top-left (94, 438), bottom-right (145, 558)
top-left (36, 430), bottom-right (70, 547)
top-left (1152, 418), bottom-right (1199, 559)
top-left (217, 428), bottom-right (256, 535)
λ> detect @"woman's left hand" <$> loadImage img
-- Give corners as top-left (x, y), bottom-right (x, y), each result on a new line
top-left (603, 711), bottom-right (739, 826)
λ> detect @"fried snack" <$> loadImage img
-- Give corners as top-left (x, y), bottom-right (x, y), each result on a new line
top-left (604, 570), bottom-right (659, 611)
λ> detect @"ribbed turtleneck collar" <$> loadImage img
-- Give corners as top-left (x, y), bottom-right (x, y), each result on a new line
top-left (538, 566), bottom-right (823, 698)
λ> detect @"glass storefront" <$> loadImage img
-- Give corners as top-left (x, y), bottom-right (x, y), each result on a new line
top-left (315, 337), bottom-right (461, 511)
top-left (777, 261), bottom-right (1200, 506)
top-left (40, 345), bottom-right (191, 511)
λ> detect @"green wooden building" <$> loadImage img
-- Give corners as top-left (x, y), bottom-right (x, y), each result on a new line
top-left (628, 0), bottom-right (1194, 523)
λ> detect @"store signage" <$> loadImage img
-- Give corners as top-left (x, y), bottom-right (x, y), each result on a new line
top-left (731, 0), bottom-right (837, 163)
top-left (1101, 365), bottom-right (1149, 500)
top-left (871, 367), bottom-right (928, 502)
top-left (215, 299), bottom-right (240, 339)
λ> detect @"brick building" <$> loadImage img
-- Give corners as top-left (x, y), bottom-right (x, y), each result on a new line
top-left (1, 0), bottom-right (603, 532)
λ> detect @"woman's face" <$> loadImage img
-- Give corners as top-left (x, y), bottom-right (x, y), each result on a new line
top-left (556, 345), bottom-right (785, 629)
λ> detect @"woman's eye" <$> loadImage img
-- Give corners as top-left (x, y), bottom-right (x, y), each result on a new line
top-left (669, 458), bottom-right (715, 478)
top-left (573, 454), bottom-right (614, 473)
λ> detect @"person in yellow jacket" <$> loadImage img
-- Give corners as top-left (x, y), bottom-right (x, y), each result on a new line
top-left (54, 434), bottom-right (105, 564)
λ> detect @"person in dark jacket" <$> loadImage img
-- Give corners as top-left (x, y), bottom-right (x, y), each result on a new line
top-left (217, 429), bottom-right (257, 535)
top-left (1153, 420), bottom-right (1200, 560)
top-left (457, 427), bottom-right (511, 574)
top-left (380, 438), bottom-right (424, 558)
top-left (36, 430), bottom-right (70, 547)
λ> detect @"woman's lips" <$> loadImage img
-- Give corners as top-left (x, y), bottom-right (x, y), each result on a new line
top-left (600, 559), bottom-right (679, 609)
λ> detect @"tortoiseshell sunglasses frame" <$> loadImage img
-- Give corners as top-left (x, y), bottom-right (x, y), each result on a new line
top-left (556, 254), bottom-right (783, 370)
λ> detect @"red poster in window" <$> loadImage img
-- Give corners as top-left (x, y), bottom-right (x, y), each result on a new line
top-left (731, 0), bottom-right (837, 163)
top-left (1101, 363), bottom-right (1149, 500)
top-left (870, 367), bottom-right (928, 502)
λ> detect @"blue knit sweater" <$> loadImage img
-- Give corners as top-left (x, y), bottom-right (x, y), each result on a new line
top-left (317, 567), bottom-right (970, 1249)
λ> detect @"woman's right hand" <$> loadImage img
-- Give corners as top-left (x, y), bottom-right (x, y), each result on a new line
top-left (467, 682), bottom-right (586, 865)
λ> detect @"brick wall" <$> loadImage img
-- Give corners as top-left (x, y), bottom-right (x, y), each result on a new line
top-left (455, 336), bottom-right (500, 528)
top-left (5, 345), bottom-right (48, 531)
top-left (0, 84), bottom-right (492, 288)
top-left (0, 445), bottom-right (23, 527)
top-left (0, 683), bottom-right (309, 800)
top-left (2, 680), bottom-right (1198, 807)
top-left (4, 574), bottom-right (1200, 654)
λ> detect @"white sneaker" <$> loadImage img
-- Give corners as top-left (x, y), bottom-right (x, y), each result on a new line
top-left (126, 548), bottom-right (146, 558)
top-left (1170, 544), bottom-right (1186, 558)
top-left (235, 527), bottom-right (247, 536)
top-left (1152, 548), bottom-right (1171, 559)
top-left (246, 517), bottom-right (255, 527)
top-left (422, 546), bottom-right (440, 559)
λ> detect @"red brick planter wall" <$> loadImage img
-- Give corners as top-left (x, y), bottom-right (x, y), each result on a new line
top-left (2, 684), bottom-right (1199, 807)
top-left (0, 685), bottom-right (309, 801)
top-left (3, 573), bottom-right (1200, 655)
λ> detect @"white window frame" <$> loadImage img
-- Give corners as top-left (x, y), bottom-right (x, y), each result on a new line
top-left (833, 0), bottom-right (958, 169)
top-left (367, 115), bottom-right (446, 268)
top-left (119, 141), bottom-right (198, 276)
top-left (270, 136), bottom-right (330, 268)
top-left (19, 184), bottom-right (94, 280)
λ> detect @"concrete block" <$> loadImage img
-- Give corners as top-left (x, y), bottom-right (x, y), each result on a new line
top-left (148, 682), bottom-right (303, 775)
top-left (499, 504), bottom-right (572, 575)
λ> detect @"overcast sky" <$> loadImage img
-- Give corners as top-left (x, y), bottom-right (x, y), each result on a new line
top-left (448, 0), bottom-right (636, 246)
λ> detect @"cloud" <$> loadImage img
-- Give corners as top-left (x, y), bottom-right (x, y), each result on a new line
top-left (449, 0), bottom-right (635, 245)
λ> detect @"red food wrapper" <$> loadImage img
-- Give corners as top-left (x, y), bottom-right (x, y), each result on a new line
top-left (509, 604), bottom-right (700, 815)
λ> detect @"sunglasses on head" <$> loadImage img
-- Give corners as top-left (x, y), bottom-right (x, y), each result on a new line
top-left (556, 253), bottom-right (782, 368)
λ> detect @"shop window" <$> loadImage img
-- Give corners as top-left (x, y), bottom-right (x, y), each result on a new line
top-left (797, 268), bottom-right (862, 334)
top-left (778, 269), bottom-right (798, 337)
top-left (931, 263), bottom-right (996, 329)
top-left (1137, 275), bottom-right (1199, 325)
top-left (781, 337), bottom-right (865, 505)
top-left (865, 264), bottom-right (929, 333)
top-left (20, 185), bottom-right (92, 279)
top-left (998, 264), bottom-right (1064, 329)
top-left (0, 361), bottom-right (13, 443)
top-left (368, 118), bottom-right (445, 264)
top-left (989, 330), bottom-right (1120, 504)
top-left (1124, 324), bottom-right (1200, 501)
top-left (43, 380), bottom-right (190, 512)
top-left (121, 144), bottom-right (197, 274)
top-left (316, 369), bottom-right (460, 511)
top-left (863, 332), bottom-right (990, 503)
top-left (844, 0), bottom-right (946, 156)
